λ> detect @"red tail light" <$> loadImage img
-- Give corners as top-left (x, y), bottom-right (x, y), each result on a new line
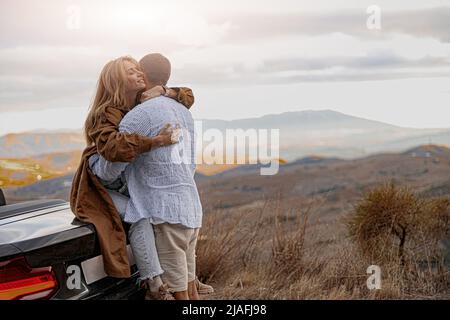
top-left (0, 257), bottom-right (58, 300)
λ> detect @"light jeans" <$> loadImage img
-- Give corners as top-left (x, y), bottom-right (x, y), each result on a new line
top-left (107, 189), bottom-right (164, 282)
top-left (94, 175), bottom-right (164, 282)
top-left (128, 216), bottom-right (164, 282)
top-left (89, 151), bottom-right (165, 283)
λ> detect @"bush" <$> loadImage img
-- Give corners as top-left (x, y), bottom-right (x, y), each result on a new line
top-left (347, 183), bottom-right (423, 265)
top-left (347, 182), bottom-right (449, 269)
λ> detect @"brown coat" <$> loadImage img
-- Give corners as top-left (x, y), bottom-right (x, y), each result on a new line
top-left (70, 88), bottom-right (194, 278)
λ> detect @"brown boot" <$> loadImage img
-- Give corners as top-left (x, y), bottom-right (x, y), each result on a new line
top-left (145, 283), bottom-right (175, 300)
top-left (195, 278), bottom-right (214, 295)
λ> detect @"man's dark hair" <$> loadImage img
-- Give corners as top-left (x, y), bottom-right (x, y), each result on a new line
top-left (139, 53), bottom-right (171, 85)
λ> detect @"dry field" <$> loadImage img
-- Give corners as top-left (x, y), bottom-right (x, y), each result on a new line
top-left (196, 184), bottom-right (449, 300)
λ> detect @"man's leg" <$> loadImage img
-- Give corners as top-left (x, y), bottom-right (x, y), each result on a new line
top-left (154, 223), bottom-right (192, 300)
top-left (186, 228), bottom-right (200, 300)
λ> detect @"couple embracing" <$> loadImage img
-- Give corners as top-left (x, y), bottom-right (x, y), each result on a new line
top-left (70, 53), bottom-right (211, 300)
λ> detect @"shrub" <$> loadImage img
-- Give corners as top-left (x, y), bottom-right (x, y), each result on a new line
top-left (347, 182), bottom-right (423, 265)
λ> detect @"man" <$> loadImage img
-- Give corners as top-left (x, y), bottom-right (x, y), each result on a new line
top-left (90, 53), bottom-right (206, 300)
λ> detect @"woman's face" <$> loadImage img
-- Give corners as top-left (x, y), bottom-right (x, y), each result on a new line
top-left (124, 60), bottom-right (145, 93)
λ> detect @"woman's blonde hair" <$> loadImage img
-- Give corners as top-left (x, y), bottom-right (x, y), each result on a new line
top-left (84, 56), bottom-right (140, 146)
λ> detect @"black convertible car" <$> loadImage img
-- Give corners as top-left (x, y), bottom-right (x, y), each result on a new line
top-left (0, 188), bottom-right (144, 300)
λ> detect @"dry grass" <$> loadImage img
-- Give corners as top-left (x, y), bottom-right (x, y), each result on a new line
top-left (196, 184), bottom-right (450, 300)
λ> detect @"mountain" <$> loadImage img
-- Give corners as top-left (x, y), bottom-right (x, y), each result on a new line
top-left (402, 144), bottom-right (450, 157)
top-left (201, 109), bottom-right (399, 131)
top-left (0, 150), bottom-right (81, 188)
top-left (3, 173), bottom-right (75, 203)
top-left (1, 109), bottom-right (450, 160)
top-left (4, 145), bottom-right (450, 207)
top-left (0, 132), bottom-right (85, 158)
top-left (195, 144), bottom-right (450, 212)
top-left (200, 110), bottom-right (450, 160)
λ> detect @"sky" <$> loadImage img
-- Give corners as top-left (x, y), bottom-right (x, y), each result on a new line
top-left (0, 0), bottom-right (449, 136)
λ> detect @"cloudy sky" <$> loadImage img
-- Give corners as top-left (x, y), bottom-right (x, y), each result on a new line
top-left (0, 0), bottom-right (449, 135)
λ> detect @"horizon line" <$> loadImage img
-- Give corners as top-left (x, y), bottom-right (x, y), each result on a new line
top-left (1, 108), bottom-right (450, 137)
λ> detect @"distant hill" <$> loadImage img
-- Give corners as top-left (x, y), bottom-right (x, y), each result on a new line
top-left (402, 144), bottom-right (450, 157)
top-left (202, 109), bottom-right (399, 131)
top-left (0, 132), bottom-right (85, 158)
top-left (4, 145), bottom-right (450, 204)
top-left (1, 110), bottom-right (449, 160)
top-left (284, 155), bottom-right (342, 167)
top-left (0, 150), bottom-right (230, 188)
top-left (0, 150), bottom-right (81, 188)
top-left (3, 170), bottom-right (212, 202)
top-left (194, 144), bottom-right (450, 212)
top-left (1, 110), bottom-right (450, 189)
top-left (3, 173), bottom-right (75, 203)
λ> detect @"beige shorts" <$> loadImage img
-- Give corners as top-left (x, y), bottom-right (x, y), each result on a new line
top-left (153, 223), bottom-right (199, 292)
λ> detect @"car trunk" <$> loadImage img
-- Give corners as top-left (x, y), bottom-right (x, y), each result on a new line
top-left (0, 199), bottom-right (142, 300)
top-left (0, 201), bottom-right (97, 265)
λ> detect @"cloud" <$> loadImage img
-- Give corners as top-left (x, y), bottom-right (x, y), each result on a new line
top-left (2, 46), bottom-right (449, 114)
top-left (2, 3), bottom-right (449, 50)
top-left (259, 53), bottom-right (450, 73)
top-left (171, 52), bottom-right (450, 85)
top-left (213, 7), bottom-right (450, 44)
top-left (1, 1), bottom-right (450, 115)
top-left (0, 46), bottom-right (101, 112)
top-left (0, 0), bottom-right (231, 51)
